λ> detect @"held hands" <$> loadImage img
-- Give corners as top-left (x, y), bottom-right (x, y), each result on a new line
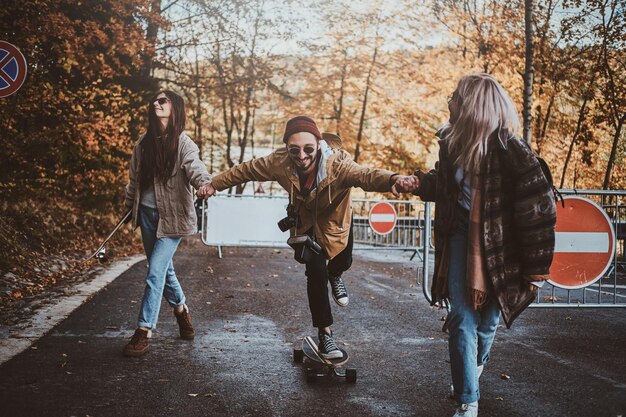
top-left (391, 175), bottom-right (420, 197)
top-left (197, 183), bottom-right (216, 200)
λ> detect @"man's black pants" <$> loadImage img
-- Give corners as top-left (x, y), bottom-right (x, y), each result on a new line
top-left (305, 219), bottom-right (354, 329)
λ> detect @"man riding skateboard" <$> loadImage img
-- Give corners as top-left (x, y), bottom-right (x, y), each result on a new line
top-left (200, 116), bottom-right (411, 358)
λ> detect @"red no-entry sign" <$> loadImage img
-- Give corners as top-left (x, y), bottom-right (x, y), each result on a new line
top-left (0, 41), bottom-right (27, 98)
top-left (549, 196), bottom-right (616, 289)
top-left (369, 202), bottom-right (397, 235)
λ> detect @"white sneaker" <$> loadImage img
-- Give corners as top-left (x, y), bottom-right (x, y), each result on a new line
top-left (453, 401), bottom-right (478, 417)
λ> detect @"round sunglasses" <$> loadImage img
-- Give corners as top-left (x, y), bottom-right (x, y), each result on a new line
top-left (288, 145), bottom-right (317, 156)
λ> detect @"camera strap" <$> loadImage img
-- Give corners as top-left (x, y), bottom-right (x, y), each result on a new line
top-left (291, 159), bottom-right (319, 230)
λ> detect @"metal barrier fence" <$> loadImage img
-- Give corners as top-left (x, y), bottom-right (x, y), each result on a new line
top-left (532, 190), bottom-right (626, 308)
top-left (351, 198), bottom-right (426, 256)
top-left (199, 195), bottom-right (428, 258)
top-left (420, 190), bottom-right (626, 308)
top-left (201, 191), bottom-right (625, 308)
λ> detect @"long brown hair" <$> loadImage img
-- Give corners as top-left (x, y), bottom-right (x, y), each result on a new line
top-left (140, 90), bottom-right (186, 189)
top-left (446, 74), bottom-right (520, 174)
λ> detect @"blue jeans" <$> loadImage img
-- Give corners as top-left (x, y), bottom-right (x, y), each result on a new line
top-left (137, 205), bottom-right (185, 329)
top-left (447, 208), bottom-right (500, 404)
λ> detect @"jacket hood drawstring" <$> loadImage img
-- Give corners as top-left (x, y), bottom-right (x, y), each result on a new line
top-left (328, 182), bottom-right (332, 205)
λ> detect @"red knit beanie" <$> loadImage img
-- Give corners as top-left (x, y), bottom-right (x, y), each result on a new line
top-left (282, 115), bottom-right (322, 143)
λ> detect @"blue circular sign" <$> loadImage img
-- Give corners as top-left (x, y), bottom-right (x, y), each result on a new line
top-left (0, 41), bottom-right (28, 98)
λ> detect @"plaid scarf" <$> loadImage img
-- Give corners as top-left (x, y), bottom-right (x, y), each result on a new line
top-left (467, 172), bottom-right (488, 310)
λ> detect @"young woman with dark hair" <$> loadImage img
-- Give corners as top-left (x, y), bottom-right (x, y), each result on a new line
top-left (122, 90), bottom-right (212, 357)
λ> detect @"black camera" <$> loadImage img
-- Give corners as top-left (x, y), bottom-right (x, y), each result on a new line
top-left (287, 235), bottom-right (322, 264)
top-left (277, 203), bottom-right (298, 232)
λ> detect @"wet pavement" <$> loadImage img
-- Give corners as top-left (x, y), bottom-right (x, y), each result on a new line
top-left (0, 236), bottom-right (625, 417)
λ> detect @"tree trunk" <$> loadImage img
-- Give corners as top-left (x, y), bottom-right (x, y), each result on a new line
top-left (141, 0), bottom-right (161, 89)
top-left (522, 0), bottom-right (534, 145)
top-left (354, 46), bottom-right (378, 164)
top-left (559, 96), bottom-right (589, 188)
top-left (333, 49), bottom-right (348, 136)
top-left (602, 114), bottom-right (625, 190)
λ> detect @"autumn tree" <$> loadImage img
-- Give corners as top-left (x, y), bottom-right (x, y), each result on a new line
top-left (0, 0), bottom-right (165, 293)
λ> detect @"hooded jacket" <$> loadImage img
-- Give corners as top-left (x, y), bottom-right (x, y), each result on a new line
top-left (210, 139), bottom-right (397, 259)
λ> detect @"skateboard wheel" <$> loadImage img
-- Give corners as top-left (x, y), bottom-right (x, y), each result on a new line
top-left (293, 349), bottom-right (304, 363)
top-left (346, 368), bottom-right (357, 383)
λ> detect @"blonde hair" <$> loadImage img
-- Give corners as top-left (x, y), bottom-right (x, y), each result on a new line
top-left (447, 73), bottom-right (520, 174)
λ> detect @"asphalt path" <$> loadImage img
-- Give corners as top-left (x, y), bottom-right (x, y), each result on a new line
top-left (0, 237), bottom-right (625, 417)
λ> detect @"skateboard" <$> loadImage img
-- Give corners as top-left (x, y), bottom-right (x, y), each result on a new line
top-left (293, 336), bottom-right (357, 383)
top-left (82, 209), bottom-right (132, 263)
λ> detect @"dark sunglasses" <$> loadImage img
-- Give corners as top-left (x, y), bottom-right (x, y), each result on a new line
top-left (155, 97), bottom-right (169, 105)
top-left (288, 145), bottom-right (317, 156)
top-left (447, 91), bottom-right (462, 105)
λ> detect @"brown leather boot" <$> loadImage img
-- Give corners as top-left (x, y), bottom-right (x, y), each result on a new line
top-left (174, 305), bottom-right (195, 340)
top-left (123, 328), bottom-right (149, 357)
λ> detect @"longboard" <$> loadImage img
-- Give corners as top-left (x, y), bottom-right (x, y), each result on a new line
top-left (82, 209), bottom-right (132, 264)
top-left (293, 336), bottom-right (356, 383)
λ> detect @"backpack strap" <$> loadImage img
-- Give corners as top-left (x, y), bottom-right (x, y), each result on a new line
top-left (536, 156), bottom-right (564, 208)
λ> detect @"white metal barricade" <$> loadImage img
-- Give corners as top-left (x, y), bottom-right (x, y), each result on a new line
top-left (200, 195), bottom-right (429, 259)
top-left (200, 195), bottom-right (290, 258)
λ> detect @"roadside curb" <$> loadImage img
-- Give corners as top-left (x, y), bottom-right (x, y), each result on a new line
top-left (0, 255), bottom-right (144, 365)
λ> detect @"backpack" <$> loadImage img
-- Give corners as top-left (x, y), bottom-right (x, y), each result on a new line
top-left (536, 156), bottom-right (564, 207)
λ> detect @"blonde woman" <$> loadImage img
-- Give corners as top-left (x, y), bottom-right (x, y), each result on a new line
top-left (401, 74), bottom-right (556, 416)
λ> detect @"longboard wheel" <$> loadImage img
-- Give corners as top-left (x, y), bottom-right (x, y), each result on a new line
top-left (346, 368), bottom-right (357, 383)
top-left (293, 349), bottom-right (304, 363)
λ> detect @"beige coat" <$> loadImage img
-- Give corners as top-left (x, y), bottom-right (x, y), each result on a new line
top-left (211, 140), bottom-right (396, 259)
top-left (124, 133), bottom-right (212, 238)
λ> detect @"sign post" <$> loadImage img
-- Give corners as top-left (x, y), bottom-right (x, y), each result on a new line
top-left (368, 202), bottom-right (397, 236)
top-left (549, 196), bottom-right (616, 289)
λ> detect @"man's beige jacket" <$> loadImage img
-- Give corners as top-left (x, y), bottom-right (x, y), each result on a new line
top-left (211, 139), bottom-right (396, 259)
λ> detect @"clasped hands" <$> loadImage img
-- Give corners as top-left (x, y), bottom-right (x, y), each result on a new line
top-left (391, 174), bottom-right (421, 197)
top-left (197, 183), bottom-right (216, 200)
